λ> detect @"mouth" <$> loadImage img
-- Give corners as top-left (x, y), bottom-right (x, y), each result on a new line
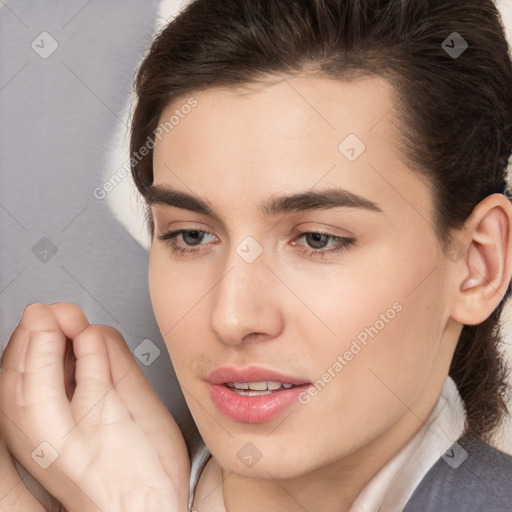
top-left (207, 367), bottom-right (311, 423)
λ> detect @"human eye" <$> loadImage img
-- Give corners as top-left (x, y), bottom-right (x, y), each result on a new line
top-left (157, 228), bottom-right (218, 256)
top-left (291, 231), bottom-right (355, 259)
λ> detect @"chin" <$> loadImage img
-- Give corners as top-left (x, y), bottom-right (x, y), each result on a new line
top-left (207, 435), bottom-right (325, 481)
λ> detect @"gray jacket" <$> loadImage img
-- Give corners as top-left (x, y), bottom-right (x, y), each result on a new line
top-left (404, 437), bottom-right (512, 511)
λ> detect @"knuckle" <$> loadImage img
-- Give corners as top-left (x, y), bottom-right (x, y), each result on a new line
top-left (20, 303), bottom-right (54, 330)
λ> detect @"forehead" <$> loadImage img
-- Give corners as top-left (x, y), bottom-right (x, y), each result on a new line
top-left (155, 74), bottom-right (399, 159)
top-left (151, 74), bottom-right (433, 224)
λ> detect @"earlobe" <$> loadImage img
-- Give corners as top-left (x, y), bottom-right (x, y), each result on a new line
top-left (451, 194), bottom-right (512, 325)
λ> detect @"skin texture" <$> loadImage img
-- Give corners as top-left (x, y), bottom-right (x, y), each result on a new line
top-left (148, 74), bottom-right (512, 511)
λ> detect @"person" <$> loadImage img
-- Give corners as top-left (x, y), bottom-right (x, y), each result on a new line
top-left (1, 0), bottom-right (512, 510)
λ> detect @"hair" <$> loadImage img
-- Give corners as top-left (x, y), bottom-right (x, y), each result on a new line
top-left (129, 0), bottom-right (512, 441)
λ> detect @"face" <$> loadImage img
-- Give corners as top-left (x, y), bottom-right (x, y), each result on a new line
top-left (148, 74), bottom-right (457, 479)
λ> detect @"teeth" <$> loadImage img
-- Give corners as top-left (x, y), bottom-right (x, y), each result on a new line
top-left (236, 390), bottom-right (272, 396)
top-left (248, 381), bottom-right (269, 391)
top-left (226, 381), bottom-right (296, 392)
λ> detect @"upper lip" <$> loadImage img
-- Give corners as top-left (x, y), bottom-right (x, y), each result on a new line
top-left (208, 366), bottom-right (310, 385)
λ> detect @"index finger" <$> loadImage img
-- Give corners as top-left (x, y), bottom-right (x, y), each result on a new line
top-left (1, 303), bottom-right (60, 374)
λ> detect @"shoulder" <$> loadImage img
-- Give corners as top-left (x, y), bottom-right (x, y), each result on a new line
top-left (404, 437), bottom-right (512, 512)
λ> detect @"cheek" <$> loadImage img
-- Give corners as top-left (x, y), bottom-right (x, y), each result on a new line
top-left (148, 250), bottom-right (173, 330)
top-left (148, 248), bottom-right (212, 373)
top-left (280, 238), bottom-right (441, 341)
top-left (286, 238), bottom-right (447, 392)
top-left (149, 248), bottom-right (204, 329)
top-left (268, 256), bottom-right (447, 466)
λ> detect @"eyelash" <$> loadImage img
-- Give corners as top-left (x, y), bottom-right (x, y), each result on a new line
top-left (157, 229), bottom-right (355, 259)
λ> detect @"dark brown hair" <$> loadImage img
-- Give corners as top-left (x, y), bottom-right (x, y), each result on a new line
top-left (130, 0), bottom-right (512, 441)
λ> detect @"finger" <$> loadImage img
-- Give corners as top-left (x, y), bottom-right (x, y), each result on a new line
top-left (48, 303), bottom-right (90, 402)
top-left (23, 307), bottom-right (68, 406)
top-left (0, 324), bottom-right (28, 374)
top-left (21, 308), bottom-right (76, 438)
top-left (103, 329), bottom-right (190, 482)
top-left (103, 328), bottom-right (165, 417)
top-left (71, 325), bottom-right (129, 426)
top-left (1, 303), bottom-right (53, 374)
top-left (1, 305), bottom-right (77, 481)
top-left (47, 303), bottom-right (89, 340)
top-left (1, 303), bottom-right (87, 399)
top-left (0, 306), bottom-right (35, 442)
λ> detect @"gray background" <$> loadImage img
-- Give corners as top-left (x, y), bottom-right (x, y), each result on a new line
top-left (1, 0), bottom-right (511, 455)
top-left (0, 0), bottom-right (197, 447)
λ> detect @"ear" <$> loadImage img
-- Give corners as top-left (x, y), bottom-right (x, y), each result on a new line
top-left (449, 193), bottom-right (512, 325)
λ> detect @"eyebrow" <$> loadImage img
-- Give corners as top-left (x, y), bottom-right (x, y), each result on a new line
top-left (145, 184), bottom-right (383, 217)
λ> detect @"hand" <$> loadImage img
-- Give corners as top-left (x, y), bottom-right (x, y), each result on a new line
top-left (0, 303), bottom-right (190, 512)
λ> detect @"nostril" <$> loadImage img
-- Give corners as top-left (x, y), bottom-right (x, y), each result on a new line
top-left (241, 332), bottom-right (269, 343)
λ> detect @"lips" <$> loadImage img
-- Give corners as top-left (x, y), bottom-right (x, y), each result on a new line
top-left (208, 366), bottom-right (311, 423)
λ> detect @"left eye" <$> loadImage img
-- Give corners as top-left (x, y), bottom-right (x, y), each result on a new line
top-left (303, 232), bottom-right (334, 249)
top-left (292, 232), bottom-right (355, 257)
top-left (179, 230), bottom-right (208, 246)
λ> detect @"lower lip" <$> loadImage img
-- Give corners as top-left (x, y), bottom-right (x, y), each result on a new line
top-left (208, 384), bottom-right (310, 423)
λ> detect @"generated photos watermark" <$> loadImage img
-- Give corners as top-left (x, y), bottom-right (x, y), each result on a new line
top-left (93, 96), bottom-right (198, 200)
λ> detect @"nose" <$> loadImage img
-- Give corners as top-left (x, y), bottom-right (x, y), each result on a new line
top-left (209, 250), bottom-right (284, 346)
